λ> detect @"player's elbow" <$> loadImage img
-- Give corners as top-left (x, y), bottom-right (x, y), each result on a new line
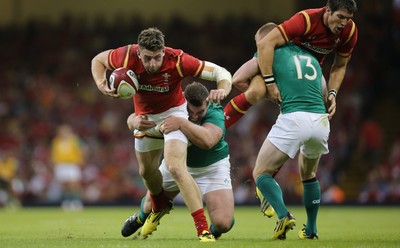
top-left (197, 140), bottom-right (215, 150)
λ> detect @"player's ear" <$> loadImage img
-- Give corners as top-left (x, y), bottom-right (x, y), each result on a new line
top-left (326, 6), bottom-right (332, 15)
top-left (137, 50), bottom-right (141, 58)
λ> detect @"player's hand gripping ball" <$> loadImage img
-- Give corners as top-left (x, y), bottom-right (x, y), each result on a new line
top-left (109, 68), bottom-right (139, 99)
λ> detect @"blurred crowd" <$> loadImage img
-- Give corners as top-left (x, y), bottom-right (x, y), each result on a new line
top-left (0, 1), bottom-right (399, 209)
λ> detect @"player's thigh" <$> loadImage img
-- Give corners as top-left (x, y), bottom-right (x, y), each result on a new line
top-left (254, 138), bottom-right (289, 177)
top-left (135, 149), bottom-right (163, 175)
top-left (298, 153), bottom-right (321, 180)
top-left (164, 139), bottom-right (188, 173)
top-left (204, 189), bottom-right (234, 223)
top-left (160, 159), bottom-right (180, 192)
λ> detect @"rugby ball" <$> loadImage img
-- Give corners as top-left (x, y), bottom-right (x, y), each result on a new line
top-left (109, 68), bottom-right (139, 99)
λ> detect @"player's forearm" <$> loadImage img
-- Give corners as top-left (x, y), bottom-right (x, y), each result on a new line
top-left (91, 50), bottom-right (111, 86)
top-left (328, 56), bottom-right (349, 93)
top-left (91, 60), bottom-right (107, 86)
top-left (257, 44), bottom-right (274, 77)
top-left (217, 79), bottom-right (232, 96)
top-left (232, 58), bottom-right (259, 92)
top-left (257, 28), bottom-right (285, 80)
top-left (201, 61), bottom-right (232, 95)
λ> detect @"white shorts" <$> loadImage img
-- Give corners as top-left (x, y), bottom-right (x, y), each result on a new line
top-left (159, 156), bottom-right (232, 195)
top-left (54, 163), bottom-right (82, 183)
top-left (267, 112), bottom-right (330, 159)
top-left (134, 103), bottom-right (189, 152)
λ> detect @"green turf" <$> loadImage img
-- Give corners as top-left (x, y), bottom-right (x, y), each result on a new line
top-left (0, 205), bottom-right (399, 248)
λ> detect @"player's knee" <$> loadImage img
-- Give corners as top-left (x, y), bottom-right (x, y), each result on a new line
top-left (213, 218), bottom-right (234, 233)
top-left (246, 85), bottom-right (266, 103)
top-left (253, 169), bottom-right (265, 181)
top-left (165, 163), bottom-right (185, 181)
top-left (139, 166), bottom-right (158, 180)
top-left (252, 170), bottom-right (260, 181)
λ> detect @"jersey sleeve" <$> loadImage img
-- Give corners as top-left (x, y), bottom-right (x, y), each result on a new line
top-left (337, 21), bottom-right (358, 57)
top-left (278, 12), bottom-right (308, 42)
top-left (178, 53), bottom-right (205, 77)
top-left (203, 104), bottom-right (225, 130)
top-left (108, 45), bottom-right (132, 70)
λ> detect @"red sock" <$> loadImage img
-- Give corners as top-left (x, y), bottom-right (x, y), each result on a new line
top-left (191, 208), bottom-right (209, 236)
top-left (149, 189), bottom-right (169, 212)
top-left (224, 93), bottom-right (253, 129)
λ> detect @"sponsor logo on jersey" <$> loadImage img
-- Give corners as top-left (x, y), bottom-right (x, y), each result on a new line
top-left (301, 42), bottom-right (333, 55)
top-left (138, 85), bottom-right (169, 92)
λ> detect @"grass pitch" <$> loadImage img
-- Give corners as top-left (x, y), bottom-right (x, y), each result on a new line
top-left (0, 205), bottom-right (399, 248)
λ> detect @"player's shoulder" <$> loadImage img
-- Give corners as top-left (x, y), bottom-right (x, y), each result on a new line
top-left (164, 47), bottom-right (184, 59)
top-left (206, 104), bottom-right (224, 118)
top-left (203, 104), bottom-right (225, 127)
top-left (113, 44), bottom-right (139, 54)
top-left (343, 19), bottom-right (357, 36)
top-left (298, 7), bottom-right (325, 21)
top-left (109, 44), bottom-right (139, 70)
top-left (341, 19), bottom-right (358, 45)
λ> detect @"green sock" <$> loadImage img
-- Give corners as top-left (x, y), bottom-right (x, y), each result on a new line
top-left (303, 178), bottom-right (320, 234)
top-left (256, 174), bottom-right (288, 219)
top-left (139, 196), bottom-right (149, 223)
top-left (210, 218), bottom-right (235, 238)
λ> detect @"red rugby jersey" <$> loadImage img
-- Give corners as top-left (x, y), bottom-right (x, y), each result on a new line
top-left (108, 45), bottom-right (205, 114)
top-left (278, 7), bottom-right (358, 65)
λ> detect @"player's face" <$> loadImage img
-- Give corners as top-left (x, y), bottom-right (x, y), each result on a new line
top-left (138, 48), bottom-right (165, 74)
top-left (326, 8), bottom-right (353, 35)
top-left (187, 101), bottom-right (208, 124)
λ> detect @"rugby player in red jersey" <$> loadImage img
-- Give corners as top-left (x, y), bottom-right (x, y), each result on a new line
top-left (91, 27), bottom-right (232, 242)
top-left (224, 0), bottom-right (358, 128)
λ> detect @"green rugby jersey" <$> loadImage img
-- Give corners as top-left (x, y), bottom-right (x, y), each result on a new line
top-left (187, 103), bottom-right (229, 168)
top-left (273, 43), bottom-right (326, 114)
top-left (255, 43), bottom-right (326, 114)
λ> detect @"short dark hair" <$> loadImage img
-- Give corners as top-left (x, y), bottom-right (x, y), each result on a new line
top-left (137, 27), bottom-right (165, 51)
top-left (327, 0), bottom-right (357, 14)
top-left (184, 82), bottom-right (209, 107)
top-left (255, 22), bottom-right (277, 41)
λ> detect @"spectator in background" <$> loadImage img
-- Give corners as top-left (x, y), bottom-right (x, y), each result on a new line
top-left (0, 149), bottom-right (21, 208)
top-left (358, 116), bottom-right (383, 169)
top-left (51, 124), bottom-right (85, 211)
top-left (358, 168), bottom-right (386, 204)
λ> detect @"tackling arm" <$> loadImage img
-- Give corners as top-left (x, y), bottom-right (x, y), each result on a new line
top-left (126, 113), bottom-right (156, 131)
top-left (256, 28), bottom-right (286, 104)
top-left (161, 116), bottom-right (222, 150)
top-left (232, 57), bottom-right (260, 92)
top-left (179, 121), bottom-right (222, 150)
